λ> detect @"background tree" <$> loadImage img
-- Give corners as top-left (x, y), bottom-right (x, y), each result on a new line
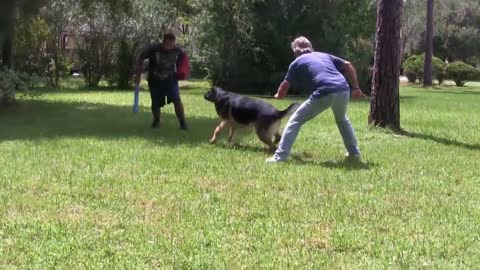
top-left (189, 0), bottom-right (376, 93)
top-left (39, 0), bottom-right (78, 87)
top-left (369, 0), bottom-right (403, 130)
top-left (423, 0), bottom-right (434, 87)
top-left (1, 0), bottom-right (47, 69)
top-left (400, 0), bottom-right (425, 60)
top-left (14, 17), bottom-right (50, 75)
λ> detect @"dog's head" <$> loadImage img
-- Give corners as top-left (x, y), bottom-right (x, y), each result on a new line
top-left (204, 87), bottom-right (225, 103)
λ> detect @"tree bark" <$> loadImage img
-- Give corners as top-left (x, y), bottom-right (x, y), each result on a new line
top-left (369, 0), bottom-right (403, 130)
top-left (423, 0), bottom-right (434, 87)
top-left (0, 0), bottom-right (16, 69)
top-left (1, 34), bottom-right (14, 69)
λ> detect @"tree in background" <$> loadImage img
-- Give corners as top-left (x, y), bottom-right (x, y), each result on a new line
top-left (400, 0), bottom-right (425, 60)
top-left (406, 0), bottom-right (480, 65)
top-left (188, 0), bottom-right (376, 93)
top-left (14, 17), bottom-right (50, 75)
top-left (109, 0), bottom-right (176, 88)
top-left (423, 0), bottom-right (434, 87)
top-left (369, 0), bottom-right (403, 130)
top-left (39, 0), bottom-right (78, 87)
top-left (0, 0), bottom-right (47, 69)
top-left (0, 0), bottom-right (16, 69)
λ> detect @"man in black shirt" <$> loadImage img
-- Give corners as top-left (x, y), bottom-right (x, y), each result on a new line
top-left (134, 32), bottom-right (188, 130)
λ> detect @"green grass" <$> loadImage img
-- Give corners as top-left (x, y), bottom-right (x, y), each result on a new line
top-left (1, 80), bottom-right (479, 269)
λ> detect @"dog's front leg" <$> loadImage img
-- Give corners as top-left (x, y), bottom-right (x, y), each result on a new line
top-left (209, 120), bottom-right (228, 144)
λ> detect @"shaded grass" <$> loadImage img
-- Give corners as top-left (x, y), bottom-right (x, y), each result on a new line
top-left (0, 81), bottom-right (479, 269)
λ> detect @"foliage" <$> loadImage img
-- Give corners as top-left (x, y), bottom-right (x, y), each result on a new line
top-left (445, 61), bottom-right (480, 86)
top-left (73, 1), bottom-right (116, 88)
top-left (110, 0), bottom-right (176, 88)
top-left (402, 54), bottom-right (447, 84)
top-left (402, 55), bottom-right (420, 83)
top-left (107, 38), bottom-right (135, 88)
top-left (400, 0), bottom-right (425, 59)
top-left (189, 0), bottom-right (376, 93)
top-left (14, 17), bottom-right (50, 75)
top-left (83, 0), bottom-right (175, 88)
top-left (407, 0), bottom-right (480, 65)
top-left (39, 0), bottom-right (78, 87)
top-left (0, 68), bottom-right (29, 105)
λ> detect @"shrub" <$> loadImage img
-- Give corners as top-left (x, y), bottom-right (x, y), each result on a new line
top-left (433, 57), bottom-right (447, 84)
top-left (0, 69), bottom-right (29, 105)
top-left (445, 61), bottom-right (480, 86)
top-left (402, 54), bottom-right (446, 84)
top-left (402, 55), bottom-right (420, 83)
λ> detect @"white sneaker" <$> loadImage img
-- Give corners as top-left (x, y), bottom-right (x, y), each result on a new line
top-left (265, 156), bottom-right (285, 163)
top-left (345, 152), bottom-right (361, 162)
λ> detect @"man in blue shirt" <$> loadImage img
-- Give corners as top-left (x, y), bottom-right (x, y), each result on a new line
top-left (266, 36), bottom-right (364, 163)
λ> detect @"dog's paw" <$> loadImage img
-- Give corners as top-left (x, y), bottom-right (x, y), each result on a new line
top-left (267, 147), bottom-right (277, 153)
top-left (209, 138), bottom-right (217, 144)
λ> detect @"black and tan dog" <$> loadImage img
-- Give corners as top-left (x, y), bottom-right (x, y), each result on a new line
top-left (204, 87), bottom-right (300, 151)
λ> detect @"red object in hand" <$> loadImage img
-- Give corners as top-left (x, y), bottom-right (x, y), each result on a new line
top-left (177, 53), bottom-right (190, 80)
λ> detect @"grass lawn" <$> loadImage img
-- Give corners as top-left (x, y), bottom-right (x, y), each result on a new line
top-left (1, 80), bottom-right (479, 268)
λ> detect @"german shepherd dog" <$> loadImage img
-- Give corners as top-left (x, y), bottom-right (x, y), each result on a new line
top-left (204, 87), bottom-right (300, 151)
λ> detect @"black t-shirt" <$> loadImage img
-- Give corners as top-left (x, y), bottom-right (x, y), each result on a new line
top-left (139, 44), bottom-right (185, 81)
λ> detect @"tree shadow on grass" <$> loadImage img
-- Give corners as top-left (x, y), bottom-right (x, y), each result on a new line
top-left (0, 99), bottom-right (218, 145)
top-left (400, 130), bottom-right (480, 151)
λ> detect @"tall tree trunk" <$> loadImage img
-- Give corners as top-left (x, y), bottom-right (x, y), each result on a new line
top-left (0, 0), bottom-right (15, 69)
top-left (54, 51), bottom-right (60, 87)
top-left (1, 34), bottom-right (14, 69)
top-left (423, 0), bottom-right (434, 87)
top-left (369, 0), bottom-right (403, 130)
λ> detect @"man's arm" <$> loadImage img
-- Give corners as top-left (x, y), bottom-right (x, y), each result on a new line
top-left (134, 47), bottom-right (150, 85)
top-left (134, 57), bottom-right (145, 85)
top-left (342, 62), bottom-right (365, 98)
top-left (274, 80), bottom-right (290, 99)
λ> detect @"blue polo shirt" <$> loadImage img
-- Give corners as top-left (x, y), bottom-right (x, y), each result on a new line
top-left (284, 52), bottom-right (350, 98)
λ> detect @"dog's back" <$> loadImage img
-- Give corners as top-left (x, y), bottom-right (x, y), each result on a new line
top-left (213, 90), bottom-right (298, 125)
top-left (204, 87), bottom-right (300, 150)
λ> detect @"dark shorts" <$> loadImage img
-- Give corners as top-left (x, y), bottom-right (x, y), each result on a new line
top-left (148, 77), bottom-right (181, 109)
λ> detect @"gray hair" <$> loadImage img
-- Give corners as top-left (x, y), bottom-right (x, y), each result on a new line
top-left (291, 36), bottom-right (313, 55)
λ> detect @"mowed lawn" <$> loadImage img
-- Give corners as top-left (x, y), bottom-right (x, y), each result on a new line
top-left (1, 80), bottom-right (479, 269)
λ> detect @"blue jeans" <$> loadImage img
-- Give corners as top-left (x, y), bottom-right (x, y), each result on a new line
top-left (273, 91), bottom-right (360, 161)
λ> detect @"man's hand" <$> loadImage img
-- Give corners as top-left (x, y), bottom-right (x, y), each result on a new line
top-left (274, 92), bottom-right (285, 99)
top-left (274, 80), bottom-right (290, 99)
top-left (351, 88), bottom-right (366, 99)
top-left (134, 58), bottom-right (144, 85)
top-left (134, 74), bottom-right (141, 85)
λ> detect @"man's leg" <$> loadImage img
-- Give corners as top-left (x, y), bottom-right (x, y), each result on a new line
top-left (331, 91), bottom-right (360, 158)
top-left (173, 100), bottom-right (188, 130)
top-left (151, 108), bottom-right (161, 128)
top-left (168, 78), bottom-right (187, 130)
top-left (268, 96), bottom-right (331, 162)
top-left (149, 84), bottom-right (162, 128)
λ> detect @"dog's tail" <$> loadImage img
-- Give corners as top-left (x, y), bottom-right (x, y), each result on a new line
top-left (277, 102), bottom-right (300, 119)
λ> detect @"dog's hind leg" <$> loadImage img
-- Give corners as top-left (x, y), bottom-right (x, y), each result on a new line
top-left (256, 123), bottom-right (277, 152)
top-left (267, 120), bottom-right (282, 145)
top-left (273, 132), bottom-right (282, 145)
top-left (258, 133), bottom-right (277, 152)
top-left (210, 120), bottom-right (228, 144)
top-left (227, 127), bottom-right (237, 144)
